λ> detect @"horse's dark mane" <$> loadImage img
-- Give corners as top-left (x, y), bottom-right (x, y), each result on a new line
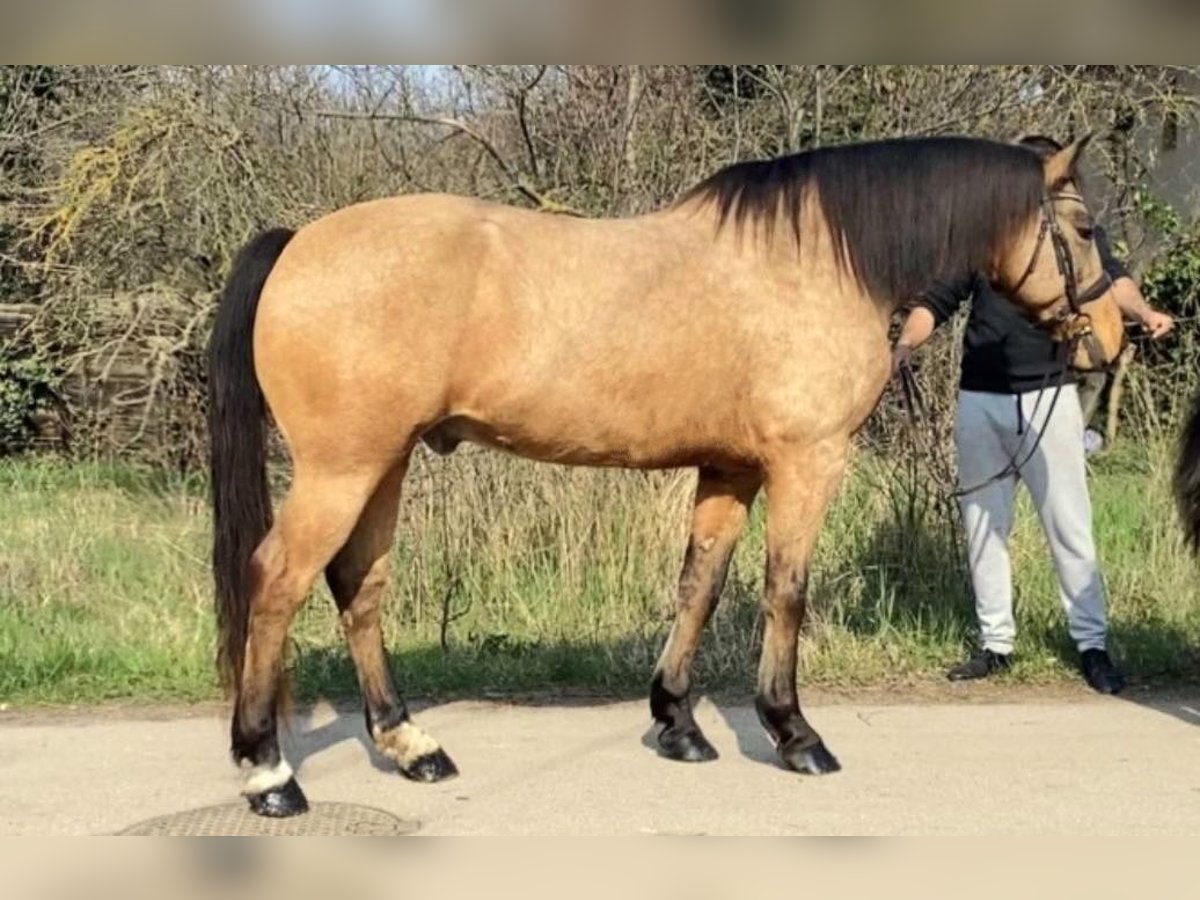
top-left (678, 135), bottom-right (1047, 304)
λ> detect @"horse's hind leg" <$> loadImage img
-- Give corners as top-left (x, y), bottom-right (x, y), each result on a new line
top-left (651, 467), bottom-right (760, 762)
top-left (325, 456), bottom-right (457, 783)
top-left (234, 467), bottom-right (381, 817)
top-left (755, 440), bottom-right (848, 776)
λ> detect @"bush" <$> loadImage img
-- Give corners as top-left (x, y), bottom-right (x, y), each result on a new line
top-left (0, 344), bottom-right (56, 454)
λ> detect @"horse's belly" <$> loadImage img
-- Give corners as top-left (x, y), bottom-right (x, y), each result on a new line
top-left (420, 412), bottom-right (751, 471)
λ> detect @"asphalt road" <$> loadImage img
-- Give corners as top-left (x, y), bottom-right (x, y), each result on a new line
top-left (2, 688), bottom-right (1198, 835)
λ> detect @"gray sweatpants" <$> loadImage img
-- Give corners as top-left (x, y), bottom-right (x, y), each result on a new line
top-left (953, 385), bottom-right (1108, 655)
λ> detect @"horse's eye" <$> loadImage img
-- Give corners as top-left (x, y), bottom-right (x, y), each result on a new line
top-left (1077, 226), bottom-right (1094, 241)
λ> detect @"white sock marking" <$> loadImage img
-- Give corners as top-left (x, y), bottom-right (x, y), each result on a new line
top-left (241, 758), bottom-right (294, 795)
top-left (375, 721), bottom-right (442, 768)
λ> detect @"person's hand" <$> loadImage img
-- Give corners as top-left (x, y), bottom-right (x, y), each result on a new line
top-left (1139, 309), bottom-right (1175, 340)
top-left (890, 343), bottom-right (913, 379)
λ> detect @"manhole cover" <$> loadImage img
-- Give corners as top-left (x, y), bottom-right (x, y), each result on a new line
top-left (116, 802), bottom-right (420, 836)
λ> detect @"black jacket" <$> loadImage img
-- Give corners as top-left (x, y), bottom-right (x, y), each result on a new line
top-left (913, 226), bottom-right (1130, 395)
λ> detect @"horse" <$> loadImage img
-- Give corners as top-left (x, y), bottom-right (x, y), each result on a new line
top-left (206, 133), bottom-right (1126, 818)
top-left (1175, 386), bottom-right (1200, 556)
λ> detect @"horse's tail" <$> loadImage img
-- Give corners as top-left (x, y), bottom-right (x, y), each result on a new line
top-left (1174, 384), bottom-right (1200, 557)
top-left (208, 227), bottom-right (295, 695)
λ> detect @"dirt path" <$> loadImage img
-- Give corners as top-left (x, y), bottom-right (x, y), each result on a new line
top-left (2, 687), bottom-right (1199, 835)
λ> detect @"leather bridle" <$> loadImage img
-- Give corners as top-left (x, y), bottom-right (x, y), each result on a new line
top-left (1008, 191), bottom-right (1118, 372)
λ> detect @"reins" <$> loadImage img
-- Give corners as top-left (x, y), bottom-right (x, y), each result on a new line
top-left (897, 334), bottom-right (1080, 500)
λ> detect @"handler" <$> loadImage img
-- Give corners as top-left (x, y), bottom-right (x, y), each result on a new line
top-left (891, 135), bottom-right (1175, 695)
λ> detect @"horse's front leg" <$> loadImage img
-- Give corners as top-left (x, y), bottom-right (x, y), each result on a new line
top-left (651, 466), bottom-right (760, 762)
top-left (755, 440), bottom-right (848, 775)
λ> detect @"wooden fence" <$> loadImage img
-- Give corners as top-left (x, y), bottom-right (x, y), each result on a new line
top-left (1, 301), bottom-right (165, 455)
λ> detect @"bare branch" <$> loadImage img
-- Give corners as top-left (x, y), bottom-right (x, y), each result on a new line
top-left (514, 65), bottom-right (548, 178)
top-left (311, 107), bottom-right (583, 215)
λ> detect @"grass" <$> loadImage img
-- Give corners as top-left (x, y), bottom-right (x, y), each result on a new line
top-left (1, 438), bottom-right (1198, 707)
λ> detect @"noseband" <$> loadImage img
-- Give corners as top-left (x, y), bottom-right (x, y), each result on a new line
top-left (1010, 191), bottom-right (1115, 370)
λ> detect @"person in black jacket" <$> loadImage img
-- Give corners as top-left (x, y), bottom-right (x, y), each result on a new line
top-left (891, 135), bottom-right (1175, 694)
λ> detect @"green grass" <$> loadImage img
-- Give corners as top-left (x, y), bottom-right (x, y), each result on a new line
top-left (2, 440), bottom-right (1198, 707)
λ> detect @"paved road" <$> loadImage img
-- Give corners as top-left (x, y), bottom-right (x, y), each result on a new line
top-left (2, 690), bottom-right (1199, 835)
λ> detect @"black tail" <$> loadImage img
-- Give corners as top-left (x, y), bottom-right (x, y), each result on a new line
top-left (1174, 385), bottom-right (1200, 557)
top-left (208, 227), bottom-right (295, 695)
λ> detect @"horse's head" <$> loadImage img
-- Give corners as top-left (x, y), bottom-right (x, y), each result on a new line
top-left (993, 135), bottom-right (1125, 371)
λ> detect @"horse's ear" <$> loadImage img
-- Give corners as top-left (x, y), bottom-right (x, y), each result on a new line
top-left (1043, 133), bottom-right (1093, 190)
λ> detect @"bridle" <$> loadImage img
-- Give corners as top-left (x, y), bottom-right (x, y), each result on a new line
top-left (1008, 190), bottom-right (1118, 372)
top-left (897, 190), bottom-right (1121, 500)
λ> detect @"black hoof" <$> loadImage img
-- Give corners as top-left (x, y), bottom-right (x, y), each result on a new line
top-left (400, 748), bottom-right (459, 783)
top-left (657, 726), bottom-right (719, 763)
top-left (246, 777), bottom-right (309, 818)
top-left (780, 740), bottom-right (842, 776)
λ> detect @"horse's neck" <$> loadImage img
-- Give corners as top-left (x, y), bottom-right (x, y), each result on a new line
top-left (652, 201), bottom-right (895, 329)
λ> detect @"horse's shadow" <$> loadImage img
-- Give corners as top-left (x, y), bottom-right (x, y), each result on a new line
top-left (707, 704), bottom-right (778, 763)
top-left (278, 699), bottom-right (396, 776)
top-left (635, 703), bottom-right (778, 765)
top-left (281, 643), bottom-right (785, 775)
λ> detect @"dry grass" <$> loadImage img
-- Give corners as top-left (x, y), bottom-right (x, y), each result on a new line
top-left (3, 438), bottom-right (1198, 707)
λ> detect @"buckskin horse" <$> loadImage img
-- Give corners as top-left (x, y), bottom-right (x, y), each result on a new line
top-left (207, 133), bottom-right (1125, 817)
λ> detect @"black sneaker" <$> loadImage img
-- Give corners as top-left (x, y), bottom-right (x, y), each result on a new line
top-left (1080, 648), bottom-right (1126, 695)
top-left (947, 649), bottom-right (1013, 682)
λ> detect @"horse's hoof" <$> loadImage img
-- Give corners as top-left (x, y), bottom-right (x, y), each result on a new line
top-left (657, 727), bottom-right (719, 763)
top-left (246, 777), bottom-right (309, 818)
top-left (400, 748), bottom-right (459, 783)
top-left (780, 740), bottom-right (841, 776)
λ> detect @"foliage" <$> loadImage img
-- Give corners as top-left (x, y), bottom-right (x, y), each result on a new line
top-left (1133, 188), bottom-right (1200, 314)
top-left (0, 65), bottom-right (1196, 474)
top-left (0, 342), bottom-right (56, 453)
top-left (1117, 187), bottom-right (1200, 439)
